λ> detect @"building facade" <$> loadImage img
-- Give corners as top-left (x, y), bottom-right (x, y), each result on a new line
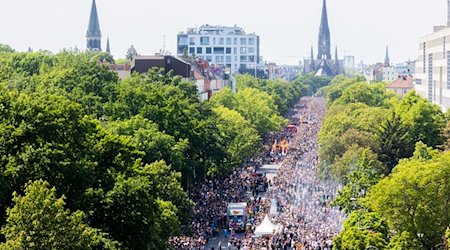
top-left (177, 25), bottom-right (260, 74)
top-left (414, 0), bottom-right (450, 112)
top-left (303, 0), bottom-right (344, 77)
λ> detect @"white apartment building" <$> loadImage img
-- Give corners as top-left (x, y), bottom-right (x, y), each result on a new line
top-left (177, 25), bottom-right (260, 74)
top-left (414, 1), bottom-right (450, 112)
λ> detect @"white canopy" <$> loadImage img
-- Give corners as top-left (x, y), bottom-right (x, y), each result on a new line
top-left (253, 214), bottom-right (280, 237)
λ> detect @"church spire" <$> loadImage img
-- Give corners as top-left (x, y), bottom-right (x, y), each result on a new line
top-left (86, 0), bottom-right (102, 51)
top-left (317, 0), bottom-right (331, 60)
top-left (335, 45), bottom-right (339, 64)
top-left (106, 35), bottom-right (111, 54)
top-left (384, 45), bottom-right (390, 66)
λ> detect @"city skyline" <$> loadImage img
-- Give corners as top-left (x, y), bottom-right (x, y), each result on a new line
top-left (0, 0), bottom-right (446, 65)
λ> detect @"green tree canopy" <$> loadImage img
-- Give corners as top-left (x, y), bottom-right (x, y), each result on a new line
top-left (0, 180), bottom-right (118, 250)
top-left (365, 148), bottom-right (450, 249)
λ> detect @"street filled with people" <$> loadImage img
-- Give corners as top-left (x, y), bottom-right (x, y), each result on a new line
top-left (170, 97), bottom-right (344, 250)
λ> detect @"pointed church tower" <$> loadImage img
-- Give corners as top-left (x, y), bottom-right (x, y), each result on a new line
top-left (86, 0), bottom-right (102, 51)
top-left (317, 0), bottom-right (331, 60)
top-left (310, 46), bottom-right (315, 71)
top-left (334, 46), bottom-right (339, 70)
top-left (384, 45), bottom-right (390, 66)
top-left (106, 36), bottom-right (111, 54)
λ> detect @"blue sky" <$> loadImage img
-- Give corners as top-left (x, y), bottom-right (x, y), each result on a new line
top-left (0, 0), bottom-right (446, 65)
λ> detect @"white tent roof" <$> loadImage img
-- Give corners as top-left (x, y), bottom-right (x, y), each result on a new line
top-left (253, 214), bottom-right (280, 237)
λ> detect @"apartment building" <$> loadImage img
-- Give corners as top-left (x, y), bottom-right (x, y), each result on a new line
top-left (177, 25), bottom-right (260, 74)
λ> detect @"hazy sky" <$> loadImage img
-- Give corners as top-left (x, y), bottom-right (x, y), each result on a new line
top-left (0, 0), bottom-right (447, 65)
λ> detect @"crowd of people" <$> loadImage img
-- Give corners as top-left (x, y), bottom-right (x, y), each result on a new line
top-left (170, 97), bottom-right (345, 250)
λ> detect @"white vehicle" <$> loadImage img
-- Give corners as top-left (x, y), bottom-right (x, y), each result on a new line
top-left (227, 202), bottom-right (247, 231)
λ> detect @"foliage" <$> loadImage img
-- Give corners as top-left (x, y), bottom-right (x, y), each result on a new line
top-left (210, 106), bottom-right (262, 176)
top-left (333, 148), bottom-right (383, 214)
top-left (386, 231), bottom-right (422, 250)
top-left (364, 149), bottom-right (450, 249)
top-left (333, 210), bottom-right (388, 250)
top-left (0, 44), bottom-right (15, 53)
top-left (210, 87), bottom-right (288, 136)
top-left (0, 180), bottom-right (118, 250)
top-left (125, 45), bottom-right (137, 60)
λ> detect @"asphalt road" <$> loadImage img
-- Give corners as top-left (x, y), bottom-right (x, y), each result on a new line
top-left (204, 164), bottom-right (281, 250)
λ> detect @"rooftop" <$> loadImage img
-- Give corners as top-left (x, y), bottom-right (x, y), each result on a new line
top-left (387, 75), bottom-right (414, 89)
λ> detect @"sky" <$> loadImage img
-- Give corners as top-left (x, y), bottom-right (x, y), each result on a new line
top-left (0, 0), bottom-right (447, 65)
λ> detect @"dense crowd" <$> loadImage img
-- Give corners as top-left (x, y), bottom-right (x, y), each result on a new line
top-left (243, 97), bottom-right (344, 250)
top-left (170, 97), bottom-right (344, 250)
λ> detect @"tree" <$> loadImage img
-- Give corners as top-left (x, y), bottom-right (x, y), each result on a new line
top-left (125, 45), bottom-right (138, 60)
top-left (333, 210), bottom-right (388, 250)
top-left (333, 148), bottom-right (383, 214)
top-left (211, 106), bottom-right (262, 175)
top-left (365, 148), bottom-right (450, 249)
top-left (375, 111), bottom-right (412, 173)
top-left (387, 231), bottom-right (422, 250)
top-left (95, 161), bottom-right (192, 250)
top-left (210, 87), bottom-right (287, 136)
top-left (0, 44), bottom-right (14, 53)
top-left (396, 91), bottom-right (446, 149)
top-left (334, 82), bottom-right (396, 108)
top-left (0, 180), bottom-right (118, 250)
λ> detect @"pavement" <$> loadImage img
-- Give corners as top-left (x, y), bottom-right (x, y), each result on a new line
top-left (204, 164), bottom-right (281, 250)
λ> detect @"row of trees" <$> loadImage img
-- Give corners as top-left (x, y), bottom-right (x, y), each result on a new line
top-left (0, 46), bottom-right (330, 249)
top-left (317, 76), bottom-right (450, 249)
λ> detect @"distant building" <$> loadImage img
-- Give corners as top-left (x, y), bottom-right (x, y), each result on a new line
top-left (302, 0), bottom-right (344, 77)
top-left (131, 55), bottom-right (229, 101)
top-left (131, 55), bottom-right (191, 77)
top-left (364, 46), bottom-right (397, 82)
top-left (387, 75), bottom-right (414, 98)
top-left (176, 25), bottom-right (260, 75)
top-left (395, 60), bottom-right (416, 76)
top-left (364, 63), bottom-right (397, 83)
top-left (414, 0), bottom-right (450, 111)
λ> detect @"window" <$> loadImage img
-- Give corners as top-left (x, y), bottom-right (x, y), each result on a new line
top-left (447, 51), bottom-right (450, 89)
top-left (189, 37), bottom-right (195, 45)
top-left (248, 38), bottom-right (255, 45)
top-left (240, 47), bottom-right (247, 54)
top-left (234, 48), bottom-right (238, 54)
top-left (423, 42), bottom-right (426, 73)
top-left (213, 38), bottom-right (216, 45)
top-left (200, 37), bottom-right (209, 45)
top-left (248, 56), bottom-right (255, 62)
top-left (234, 38), bottom-right (238, 45)
top-left (248, 47), bottom-right (255, 53)
top-left (219, 38), bottom-right (224, 45)
top-left (240, 38), bottom-right (247, 45)
top-left (415, 79), bottom-right (422, 85)
top-left (206, 47), bottom-right (212, 54)
top-left (213, 47), bottom-right (225, 54)
top-left (428, 53), bottom-right (433, 101)
top-left (226, 56), bottom-right (231, 63)
top-left (178, 36), bottom-right (188, 45)
top-left (226, 38), bottom-right (232, 45)
top-left (444, 37), bottom-right (446, 59)
top-left (189, 47), bottom-right (195, 54)
top-left (240, 56), bottom-right (248, 62)
top-left (197, 47), bottom-right (202, 54)
top-left (215, 55), bottom-right (224, 62)
top-left (226, 48), bottom-right (232, 54)
top-left (206, 55), bottom-right (212, 62)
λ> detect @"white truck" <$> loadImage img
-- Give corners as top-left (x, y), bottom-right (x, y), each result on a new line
top-left (227, 202), bottom-right (247, 232)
